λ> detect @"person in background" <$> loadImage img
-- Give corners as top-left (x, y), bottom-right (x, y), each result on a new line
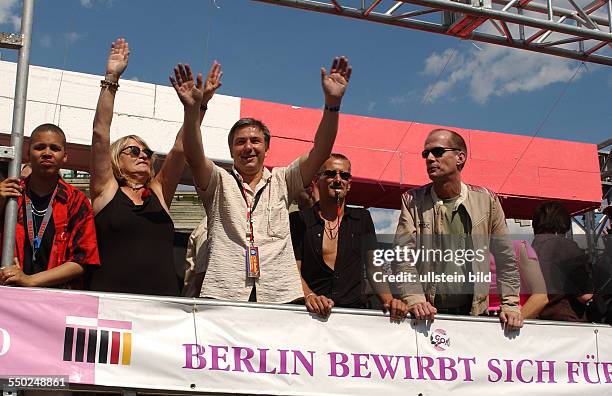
top-left (0, 123), bottom-right (99, 288)
top-left (182, 216), bottom-right (207, 297)
top-left (488, 240), bottom-right (548, 319)
top-left (20, 163), bottom-right (32, 178)
top-left (531, 201), bottom-right (594, 322)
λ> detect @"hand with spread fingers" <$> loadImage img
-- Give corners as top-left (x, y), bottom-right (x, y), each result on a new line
top-left (383, 298), bottom-right (409, 321)
top-left (500, 309), bottom-right (524, 330)
top-left (321, 56), bottom-right (352, 106)
top-left (305, 293), bottom-right (335, 317)
top-left (202, 61), bottom-right (223, 107)
top-left (105, 38), bottom-right (129, 82)
top-left (170, 64), bottom-right (204, 110)
top-left (407, 301), bottom-right (437, 321)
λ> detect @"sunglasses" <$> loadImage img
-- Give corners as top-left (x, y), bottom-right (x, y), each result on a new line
top-left (121, 145), bottom-right (154, 159)
top-left (320, 169), bottom-right (352, 181)
top-left (421, 147), bottom-right (461, 159)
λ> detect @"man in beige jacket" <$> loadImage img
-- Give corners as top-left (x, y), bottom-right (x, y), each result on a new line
top-left (393, 129), bottom-right (523, 329)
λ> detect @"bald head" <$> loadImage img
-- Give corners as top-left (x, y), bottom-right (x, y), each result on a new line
top-left (426, 129), bottom-right (468, 170)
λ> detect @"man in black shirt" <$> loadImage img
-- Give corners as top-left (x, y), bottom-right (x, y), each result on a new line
top-left (290, 153), bottom-right (408, 319)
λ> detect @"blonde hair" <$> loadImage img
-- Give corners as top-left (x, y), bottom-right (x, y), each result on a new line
top-left (110, 135), bottom-right (155, 185)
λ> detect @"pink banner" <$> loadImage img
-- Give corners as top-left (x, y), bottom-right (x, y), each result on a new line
top-left (0, 286), bottom-right (98, 384)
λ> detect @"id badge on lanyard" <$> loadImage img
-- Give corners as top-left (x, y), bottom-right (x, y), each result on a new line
top-left (245, 202), bottom-right (261, 279)
top-left (237, 176), bottom-right (268, 279)
top-left (246, 245), bottom-right (260, 279)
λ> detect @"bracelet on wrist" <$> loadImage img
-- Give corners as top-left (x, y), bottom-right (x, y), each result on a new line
top-left (103, 74), bottom-right (119, 83)
top-left (305, 292), bottom-right (315, 300)
top-left (200, 103), bottom-right (208, 112)
top-left (324, 104), bottom-right (340, 112)
top-left (100, 79), bottom-right (120, 92)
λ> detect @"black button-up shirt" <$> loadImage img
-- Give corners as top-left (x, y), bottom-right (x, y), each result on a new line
top-left (290, 205), bottom-right (378, 308)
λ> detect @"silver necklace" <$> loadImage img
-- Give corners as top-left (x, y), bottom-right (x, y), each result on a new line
top-left (30, 199), bottom-right (48, 216)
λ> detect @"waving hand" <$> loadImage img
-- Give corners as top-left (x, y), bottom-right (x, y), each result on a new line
top-left (170, 64), bottom-right (203, 109)
top-left (321, 56), bottom-right (352, 106)
top-left (105, 38), bottom-right (129, 80)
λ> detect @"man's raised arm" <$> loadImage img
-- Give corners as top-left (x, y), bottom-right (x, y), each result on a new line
top-left (299, 57), bottom-right (352, 186)
top-left (170, 62), bottom-right (222, 194)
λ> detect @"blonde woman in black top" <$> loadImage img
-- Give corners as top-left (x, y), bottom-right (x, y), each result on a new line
top-left (88, 38), bottom-right (216, 295)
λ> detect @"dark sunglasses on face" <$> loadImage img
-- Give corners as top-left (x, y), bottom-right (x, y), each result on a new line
top-left (421, 147), bottom-right (461, 159)
top-left (122, 145), bottom-right (154, 159)
top-left (320, 169), bottom-right (352, 181)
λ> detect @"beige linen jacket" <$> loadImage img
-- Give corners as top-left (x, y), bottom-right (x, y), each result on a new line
top-left (393, 182), bottom-right (520, 315)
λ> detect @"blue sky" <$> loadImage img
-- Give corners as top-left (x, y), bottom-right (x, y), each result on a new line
top-left (1, 0), bottom-right (610, 144)
top-left (1, 0), bottom-right (610, 233)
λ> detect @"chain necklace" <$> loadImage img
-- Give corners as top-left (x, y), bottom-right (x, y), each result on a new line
top-left (125, 183), bottom-right (146, 191)
top-left (123, 176), bottom-right (149, 191)
top-left (30, 203), bottom-right (48, 217)
top-left (321, 201), bottom-right (343, 240)
top-left (323, 217), bottom-right (340, 240)
top-left (30, 200), bottom-right (48, 241)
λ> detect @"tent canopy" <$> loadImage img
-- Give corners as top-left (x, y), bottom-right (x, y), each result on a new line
top-left (241, 98), bottom-right (601, 219)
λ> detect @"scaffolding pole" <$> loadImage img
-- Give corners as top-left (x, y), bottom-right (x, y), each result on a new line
top-left (253, 0), bottom-right (612, 66)
top-left (0, 0), bottom-right (35, 269)
top-left (572, 138), bottom-right (612, 263)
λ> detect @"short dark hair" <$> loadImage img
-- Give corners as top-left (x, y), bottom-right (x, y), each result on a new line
top-left (532, 201), bottom-right (572, 235)
top-left (227, 118), bottom-right (270, 150)
top-left (429, 128), bottom-right (468, 169)
top-left (319, 152), bottom-right (351, 172)
top-left (30, 123), bottom-right (67, 147)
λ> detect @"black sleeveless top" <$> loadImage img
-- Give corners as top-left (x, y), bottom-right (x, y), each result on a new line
top-left (89, 188), bottom-right (180, 296)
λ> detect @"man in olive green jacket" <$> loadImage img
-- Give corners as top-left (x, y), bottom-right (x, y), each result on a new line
top-left (393, 129), bottom-right (523, 330)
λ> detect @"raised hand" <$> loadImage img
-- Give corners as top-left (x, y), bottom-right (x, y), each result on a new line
top-left (105, 38), bottom-right (129, 81)
top-left (321, 56), bottom-right (352, 106)
top-left (202, 61), bottom-right (223, 106)
top-left (170, 64), bottom-right (203, 110)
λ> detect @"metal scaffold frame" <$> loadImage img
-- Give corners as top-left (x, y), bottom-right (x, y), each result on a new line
top-left (572, 138), bottom-right (611, 262)
top-left (254, 0), bottom-right (612, 66)
top-left (0, 0), bottom-right (34, 269)
top-left (600, 138), bottom-right (612, 202)
top-left (257, 0), bottom-right (611, 261)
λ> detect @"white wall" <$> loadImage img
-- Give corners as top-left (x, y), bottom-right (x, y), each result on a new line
top-left (0, 60), bottom-right (240, 161)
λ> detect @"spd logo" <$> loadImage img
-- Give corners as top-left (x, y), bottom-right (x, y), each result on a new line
top-left (0, 327), bottom-right (10, 356)
top-left (430, 328), bottom-right (451, 351)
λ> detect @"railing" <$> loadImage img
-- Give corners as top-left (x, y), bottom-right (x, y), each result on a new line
top-left (1, 286), bottom-right (611, 395)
